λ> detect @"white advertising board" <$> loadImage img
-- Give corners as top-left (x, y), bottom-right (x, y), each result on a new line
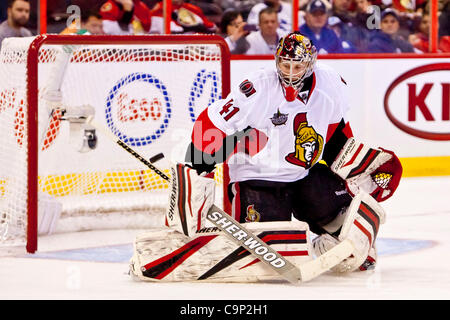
top-left (35, 57), bottom-right (222, 175)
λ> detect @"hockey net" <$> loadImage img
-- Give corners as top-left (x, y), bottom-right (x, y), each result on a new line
top-left (0, 35), bottom-right (230, 253)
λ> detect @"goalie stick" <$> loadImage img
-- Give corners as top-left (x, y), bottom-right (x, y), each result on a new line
top-left (80, 115), bottom-right (354, 283)
top-left (205, 205), bottom-right (355, 282)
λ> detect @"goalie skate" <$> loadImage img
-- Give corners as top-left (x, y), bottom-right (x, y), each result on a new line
top-left (129, 221), bottom-right (312, 283)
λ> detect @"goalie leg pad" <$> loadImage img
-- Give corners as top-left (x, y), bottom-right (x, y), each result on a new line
top-left (129, 221), bottom-right (312, 282)
top-left (165, 163), bottom-right (215, 237)
top-left (312, 191), bottom-right (385, 273)
top-left (338, 191), bottom-right (385, 272)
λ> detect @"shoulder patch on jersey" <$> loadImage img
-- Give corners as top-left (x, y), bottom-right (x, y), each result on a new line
top-left (239, 79), bottom-right (256, 97)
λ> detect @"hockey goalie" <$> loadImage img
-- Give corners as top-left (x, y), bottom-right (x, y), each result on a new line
top-left (129, 32), bottom-right (402, 283)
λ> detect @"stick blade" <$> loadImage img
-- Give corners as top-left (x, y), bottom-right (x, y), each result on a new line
top-left (281, 265), bottom-right (302, 285)
top-left (299, 239), bottom-right (354, 282)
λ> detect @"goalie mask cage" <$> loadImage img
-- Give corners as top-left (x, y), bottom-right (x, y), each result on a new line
top-left (0, 34), bottom-right (231, 253)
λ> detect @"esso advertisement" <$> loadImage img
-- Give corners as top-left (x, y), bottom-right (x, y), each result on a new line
top-left (33, 60), bottom-right (222, 173)
top-left (104, 68), bottom-right (220, 148)
top-left (105, 72), bottom-right (172, 147)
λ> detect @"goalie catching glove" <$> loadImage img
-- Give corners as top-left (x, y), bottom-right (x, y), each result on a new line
top-left (331, 138), bottom-right (402, 202)
top-left (165, 163), bottom-right (216, 237)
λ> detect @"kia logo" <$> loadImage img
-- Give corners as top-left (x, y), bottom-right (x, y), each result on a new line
top-left (384, 63), bottom-right (450, 141)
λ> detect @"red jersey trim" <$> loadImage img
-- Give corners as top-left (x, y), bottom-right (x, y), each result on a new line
top-left (326, 121), bottom-right (354, 143)
top-left (296, 72), bottom-right (316, 104)
top-left (192, 108), bottom-right (226, 155)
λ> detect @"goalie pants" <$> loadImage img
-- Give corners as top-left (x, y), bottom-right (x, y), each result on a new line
top-left (229, 163), bottom-right (352, 235)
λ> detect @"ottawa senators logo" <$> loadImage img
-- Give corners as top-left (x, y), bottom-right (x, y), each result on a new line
top-left (245, 204), bottom-right (260, 222)
top-left (285, 113), bottom-right (323, 169)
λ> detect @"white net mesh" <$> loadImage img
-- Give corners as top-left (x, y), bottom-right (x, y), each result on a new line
top-left (0, 36), bottom-right (227, 248)
top-left (0, 38), bottom-right (30, 244)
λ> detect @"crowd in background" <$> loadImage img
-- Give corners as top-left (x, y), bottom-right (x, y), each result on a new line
top-left (1, 0), bottom-right (449, 53)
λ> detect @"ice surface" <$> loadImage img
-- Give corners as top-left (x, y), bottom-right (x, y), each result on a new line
top-left (1, 176), bottom-right (449, 300)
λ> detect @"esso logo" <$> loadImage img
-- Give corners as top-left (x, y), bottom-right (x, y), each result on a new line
top-left (105, 73), bottom-right (172, 146)
top-left (384, 63), bottom-right (450, 141)
top-left (188, 69), bottom-right (220, 122)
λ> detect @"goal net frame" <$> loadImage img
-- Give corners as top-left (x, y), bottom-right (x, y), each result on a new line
top-left (4, 34), bottom-right (231, 253)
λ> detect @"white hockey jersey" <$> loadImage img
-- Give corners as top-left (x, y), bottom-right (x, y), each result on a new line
top-left (205, 62), bottom-right (351, 183)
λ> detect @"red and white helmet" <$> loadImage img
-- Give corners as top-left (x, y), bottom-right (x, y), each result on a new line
top-left (275, 32), bottom-right (317, 101)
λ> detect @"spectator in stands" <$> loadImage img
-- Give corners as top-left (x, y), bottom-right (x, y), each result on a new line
top-left (299, 0), bottom-right (345, 53)
top-left (61, 11), bottom-right (105, 35)
top-left (99, 0), bottom-right (152, 35)
top-left (328, 16), bottom-right (359, 52)
top-left (188, 0), bottom-right (223, 26)
top-left (367, 9), bottom-right (415, 53)
top-left (149, 0), bottom-right (217, 34)
top-left (353, 0), bottom-right (374, 28)
top-left (330, 0), bottom-right (354, 24)
top-left (220, 0), bottom-right (264, 20)
top-left (330, 0), bottom-right (373, 52)
top-left (409, 12), bottom-right (450, 52)
top-left (382, 0), bottom-right (424, 38)
top-left (389, 0), bottom-right (427, 14)
top-left (0, 0), bottom-right (32, 51)
top-left (246, 0), bottom-right (302, 35)
top-left (0, 1), bottom-right (8, 22)
top-left (439, 0), bottom-right (450, 38)
top-left (245, 7), bottom-right (284, 54)
top-left (219, 9), bottom-right (250, 54)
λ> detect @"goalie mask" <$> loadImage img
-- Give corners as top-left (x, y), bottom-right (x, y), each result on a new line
top-left (275, 32), bottom-right (317, 102)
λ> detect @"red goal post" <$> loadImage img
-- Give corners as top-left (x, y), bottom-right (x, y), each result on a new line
top-left (0, 34), bottom-right (231, 253)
